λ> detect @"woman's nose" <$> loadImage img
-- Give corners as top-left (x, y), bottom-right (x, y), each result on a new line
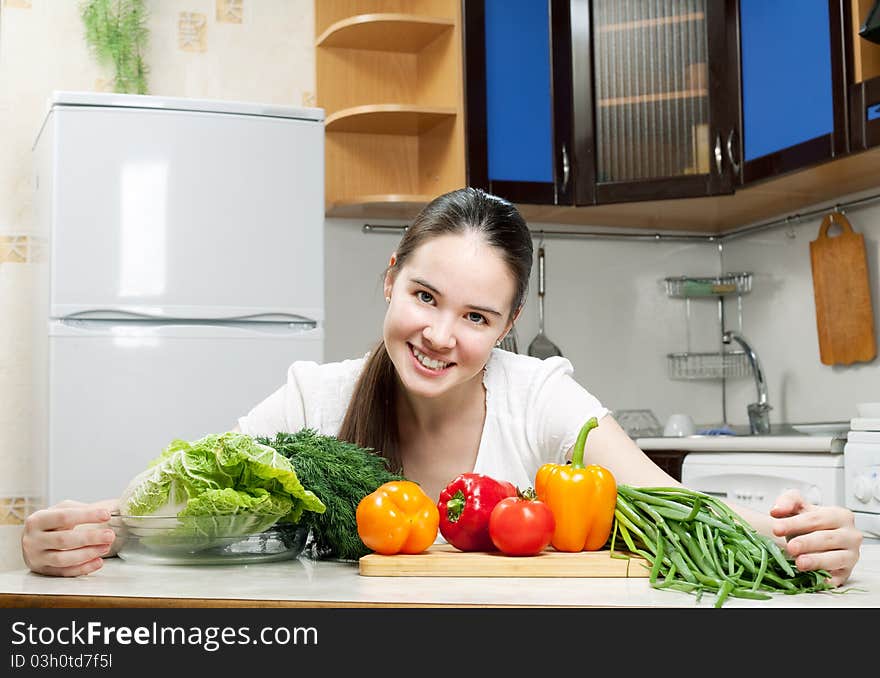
top-left (423, 318), bottom-right (456, 349)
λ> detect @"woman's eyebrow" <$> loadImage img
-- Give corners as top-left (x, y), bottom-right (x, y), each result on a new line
top-left (410, 277), bottom-right (503, 318)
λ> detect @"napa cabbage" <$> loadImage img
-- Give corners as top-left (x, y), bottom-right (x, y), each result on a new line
top-left (119, 432), bottom-right (325, 547)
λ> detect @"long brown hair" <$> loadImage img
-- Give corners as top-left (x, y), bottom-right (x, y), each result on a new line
top-left (337, 187), bottom-right (533, 472)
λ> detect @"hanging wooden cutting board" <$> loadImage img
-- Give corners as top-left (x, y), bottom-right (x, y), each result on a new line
top-left (359, 544), bottom-right (649, 577)
top-left (809, 212), bottom-right (877, 365)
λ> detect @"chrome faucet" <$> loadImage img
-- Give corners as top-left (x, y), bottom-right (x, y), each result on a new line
top-left (722, 330), bottom-right (772, 435)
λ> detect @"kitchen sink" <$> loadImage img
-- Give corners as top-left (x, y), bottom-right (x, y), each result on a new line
top-left (689, 422), bottom-right (849, 438)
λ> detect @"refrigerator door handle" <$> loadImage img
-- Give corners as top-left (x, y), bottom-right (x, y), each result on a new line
top-left (51, 318), bottom-right (322, 338)
top-left (62, 309), bottom-right (318, 325)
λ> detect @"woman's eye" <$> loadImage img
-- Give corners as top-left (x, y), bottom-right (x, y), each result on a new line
top-left (467, 312), bottom-right (487, 325)
top-left (416, 290), bottom-right (434, 304)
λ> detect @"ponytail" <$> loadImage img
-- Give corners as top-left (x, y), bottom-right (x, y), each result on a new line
top-left (337, 340), bottom-right (402, 473)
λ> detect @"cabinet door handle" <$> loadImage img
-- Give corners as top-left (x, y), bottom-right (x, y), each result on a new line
top-left (726, 129), bottom-right (741, 176)
top-left (714, 134), bottom-right (723, 175)
top-left (561, 143), bottom-right (570, 193)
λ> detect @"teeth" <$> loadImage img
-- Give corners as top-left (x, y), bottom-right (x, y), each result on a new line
top-left (412, 346), bottom-right (448, 370)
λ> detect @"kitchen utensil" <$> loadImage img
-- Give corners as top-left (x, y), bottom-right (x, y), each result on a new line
top-left (527, 246), bottom-right (562, 359)
top-left (809, 211), bottom-right (877, 365)
top-left (664, 413), bottom-right (696, 437)
top-left (359, 544), bottom-right (648, 577)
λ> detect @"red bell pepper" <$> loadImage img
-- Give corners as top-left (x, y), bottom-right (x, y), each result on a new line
top-left (437, 473), bottom-right (518, 551)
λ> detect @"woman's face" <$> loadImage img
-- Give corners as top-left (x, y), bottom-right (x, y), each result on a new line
top-left (383, 232), bottom-right (518, 401)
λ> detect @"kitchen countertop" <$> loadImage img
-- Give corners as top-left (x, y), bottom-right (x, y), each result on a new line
top-left (1, 544), bottom-right (878, 608)
top-left (636, 434), bottom-right (845, 453)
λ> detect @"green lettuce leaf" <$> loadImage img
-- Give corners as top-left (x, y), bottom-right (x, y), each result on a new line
top-left (119, 432), bottom-right (325, 546)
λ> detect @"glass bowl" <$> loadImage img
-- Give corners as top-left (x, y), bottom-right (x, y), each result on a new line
top-left (109, 514), bottom-right (309, 565)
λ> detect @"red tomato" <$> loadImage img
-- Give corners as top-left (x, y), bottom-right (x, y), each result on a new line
top-left (488, 494), bottom-right (555, 556)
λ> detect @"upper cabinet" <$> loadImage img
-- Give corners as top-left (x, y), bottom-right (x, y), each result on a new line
top-left (850, 0), bottom-right (880, 150)
top-left (317, 1), bottom-right (880, 232)
top-left (463, 0), bottom-right (574, 205)
top-left (315, 0), bottom-right (466, 218)
top-left (733, 0), bottom-right (849, 186)
top-left (578, 0), bottom-right (738, 204)
top-left (464, 0), bottom-right (739, 207)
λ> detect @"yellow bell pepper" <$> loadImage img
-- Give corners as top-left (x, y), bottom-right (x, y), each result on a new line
top-left (535, 417), bottom-right (617, 552)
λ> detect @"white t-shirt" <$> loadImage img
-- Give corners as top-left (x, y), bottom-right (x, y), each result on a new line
top-left (237, 348), bottom-right (609, 491)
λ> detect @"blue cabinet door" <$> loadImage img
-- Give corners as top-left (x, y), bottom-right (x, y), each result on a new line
top-left (464, 0), bottom-right (573, 204)
top-left (737, 0), bottom-right (848, 183)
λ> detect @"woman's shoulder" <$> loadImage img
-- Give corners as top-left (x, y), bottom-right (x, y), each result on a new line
top-left (288, 353), bottom-right (369, 388)
top-left (487, 348), bottom-right (575, 382)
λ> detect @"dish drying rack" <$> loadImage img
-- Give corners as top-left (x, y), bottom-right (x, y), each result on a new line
top-left (666, 350), bottom-right (751, 380)
top-left (664, 272), bottom-right (753, 380)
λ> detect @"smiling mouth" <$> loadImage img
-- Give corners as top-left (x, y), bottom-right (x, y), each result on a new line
top-left (409, 343), bottom-right (452, 371)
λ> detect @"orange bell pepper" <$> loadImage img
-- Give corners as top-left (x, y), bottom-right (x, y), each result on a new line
top-left (535, 417), bottom-right (617, 552)
top-left (355, 480), bottom-right (439, 555)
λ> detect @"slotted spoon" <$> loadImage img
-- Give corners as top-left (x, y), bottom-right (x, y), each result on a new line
top-left (527, 246), bottom-right (563, 359)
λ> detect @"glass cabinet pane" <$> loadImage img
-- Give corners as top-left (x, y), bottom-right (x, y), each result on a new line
top-left (593, 0), bottom-right (710, 182)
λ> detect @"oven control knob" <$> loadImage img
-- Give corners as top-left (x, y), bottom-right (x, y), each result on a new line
top-left (873, 479), bottom-right (880, 503)
top-left (805, 485), bottom-right (822, 505)
top-left (854, 476), bottom-right (873, 503)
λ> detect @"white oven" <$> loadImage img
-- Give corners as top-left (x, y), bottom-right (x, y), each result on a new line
top-left (844, 419), bottom-right (880, 540)
top-left (681, 452), bottom-right (845, 517)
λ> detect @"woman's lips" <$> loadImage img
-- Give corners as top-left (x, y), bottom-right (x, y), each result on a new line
top-left (408, 343), bottom-right (453, 375)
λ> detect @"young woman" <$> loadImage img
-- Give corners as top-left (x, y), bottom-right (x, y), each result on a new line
top-left (22, 187), bottom-right (862, 584)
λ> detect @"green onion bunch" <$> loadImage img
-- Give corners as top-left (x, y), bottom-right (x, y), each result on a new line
top-left (611, 485), bottom-right (833, 608)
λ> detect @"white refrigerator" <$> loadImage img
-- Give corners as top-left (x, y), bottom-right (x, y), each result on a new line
top-left (31, 91), bottom-right (325, 504)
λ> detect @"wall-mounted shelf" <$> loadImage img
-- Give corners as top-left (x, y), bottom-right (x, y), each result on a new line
top-left (315, 1), bottom-right (464, 217)
top-left (325, 105), bottom-right (456, 134)
top-left (316, 13), bottom-right (454, 53)
top-left (667, 350), bottom-right (752, 380)
top-left (664, 272), bottom-right (753, 387)
top-left (664, 272), bottom-right (753, 298)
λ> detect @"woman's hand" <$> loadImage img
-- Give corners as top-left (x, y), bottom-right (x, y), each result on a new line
top-left (21, 499), bottom-right (119, 577)
top-left (770, 489), bottom-right (863, 587)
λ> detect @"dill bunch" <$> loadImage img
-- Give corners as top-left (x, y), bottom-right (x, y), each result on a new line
top-left (256, 429), bottom-right (405, 561)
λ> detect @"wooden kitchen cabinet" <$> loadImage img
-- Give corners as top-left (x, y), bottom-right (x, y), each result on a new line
top-left (463, 0), bottom-right (738, 207)
top-left (733, 0), bottom-right (850, 186)
top-left (315, 0), bottom-right (466, 217)
top-left (318, 0), bottom-right (880, 234)
top-left (644, 450), bottom-right (689, 481)
top-left (463, 0), bottom-right (574, 205)
top-left (576, 0), bottom-right (739, 204)
top-left (849, 0), bottom-right (880, 150)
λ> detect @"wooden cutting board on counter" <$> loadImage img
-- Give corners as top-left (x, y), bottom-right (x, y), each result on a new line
top-left (359, 544), bottom-right (650, 578)
top-left (809, 211), bottom-right (877, 365)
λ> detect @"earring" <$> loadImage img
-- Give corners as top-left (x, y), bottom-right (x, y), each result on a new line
top-left (385, 296), bottom-right (391, 304)
top-left (495, 339), bottom-right (502, 347)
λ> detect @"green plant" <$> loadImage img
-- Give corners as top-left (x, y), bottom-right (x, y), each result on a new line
top-left (80, 0), bottom-right (150, 94)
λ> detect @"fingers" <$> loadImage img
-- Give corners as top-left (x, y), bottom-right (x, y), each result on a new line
top-left (767, 501), bottom-right (863, 587)
top-left (22, 503), bottom-right (117, 578)
top-left (25, 505), bottom-right (112, 533)
top-left (36, 556), bottom-right (107, 578)
top-left (772, 504), bottom-right (853, 540)
top-left (768, 488), bottom-right (808, 518)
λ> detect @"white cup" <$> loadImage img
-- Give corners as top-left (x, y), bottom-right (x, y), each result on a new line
top-left (664, 413), bottom-right (696, 437)
top-left (856, 402), bottom-right (880, 418)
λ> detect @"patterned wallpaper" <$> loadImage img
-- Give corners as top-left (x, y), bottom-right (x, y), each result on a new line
top-left (0, 0), bottom-right (316, 529)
